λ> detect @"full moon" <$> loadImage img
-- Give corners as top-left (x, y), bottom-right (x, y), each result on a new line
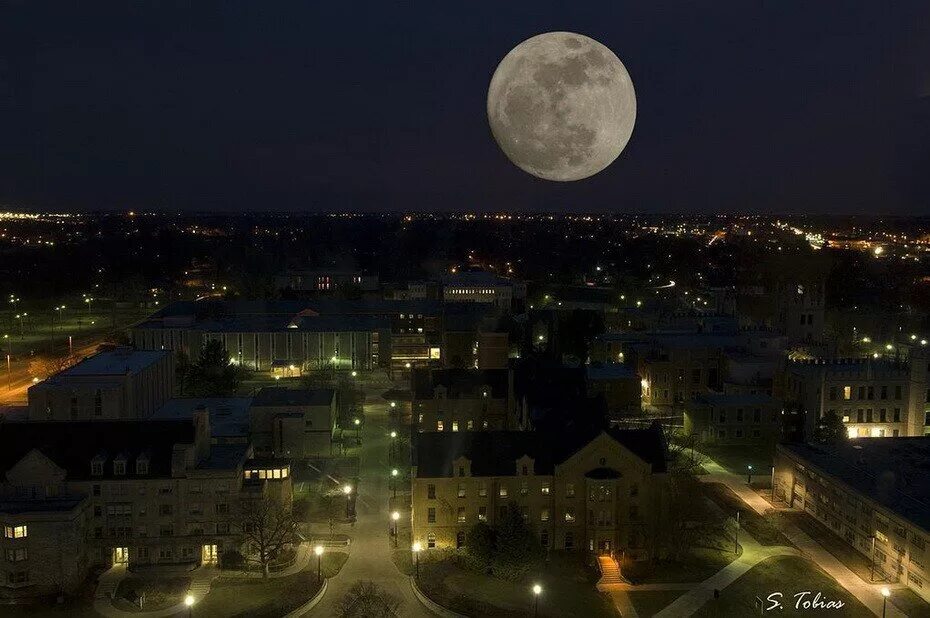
top-left (487, 32), bottom-right (636, 182)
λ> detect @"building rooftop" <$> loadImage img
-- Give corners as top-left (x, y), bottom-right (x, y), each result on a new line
top-left (0, 420), bottom-right (196, 480)
top-left (152, 397), bottom-right (252, 438)
top-left (696, 393), bottom-right (780, 407)
top-left (415, 423), bottom-right (667, 478)
top-left (586, 363), bottom-right (637, 380)
top-left (56, 348), bottom-right (170, 377)
top-left (411, 368), bottom-right (509, 399)
top-left (252, 387), bottom-right (335, 407)
top-left (779, 439), bottom-right (930, 533)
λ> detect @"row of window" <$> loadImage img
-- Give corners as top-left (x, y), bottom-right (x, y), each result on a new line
top-left (426, 482), bottom-right (638, 500)
top-left (833, 408), bottom-right (902, 423)
top-left (831, 385), bottom-right (903, 402)
top-left (713, 408), bottom-right (775, 423)
top-left (91, 481), bottom-right (229, 497)
top-left (425, 504), bottom-right (639, 525)
top-left (93, 502), bottom-right (229, 518)
top-left (2, 526), bottom-right (27, 540)
top-left (94, 522), bottom-right (231, 538)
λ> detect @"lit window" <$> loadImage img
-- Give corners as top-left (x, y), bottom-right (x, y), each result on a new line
top-left (499, 485), bottom-right (508, 498)
top-left (4, 525), bottom-right (27, 539)
top-left (843, 386), bottom-right (852, 400)
top-left (437, 421), bottom-right (444, 431)
top-left (541, 482), bottom-right (550, 495)
top-left (564, 509), bottom-right (575, 523)
top-left (451, 421), bottom-right (459, 432)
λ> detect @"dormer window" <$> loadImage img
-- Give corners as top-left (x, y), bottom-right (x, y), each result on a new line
top-left (136, 454), bottom-right (150, 475)
top-left (113, 457), bottom-right (126, 476)
top-left (91, 457), bottom-right (104, 476)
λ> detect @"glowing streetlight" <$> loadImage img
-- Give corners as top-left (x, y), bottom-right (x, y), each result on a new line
top-left (391, 468), bottom-right (399, 498)
top-left (881, 587), bottom-right (890, 618)
top-left (184, 594), bottom-right (194, 617)
top-left (314, 545), bottom-right (324, 582)
top-left (391, 511), bottom-right (400, 546)
top-left (532, 584), bottom-right (542, 617)
top-left (351, 370), bottom-right (357, 377)
top-left (412, 542), bottom-right (422, 579)
top-left (344, 484), bottom-right (353, 518)
top-left (747, 464), bottom-right (753, 485)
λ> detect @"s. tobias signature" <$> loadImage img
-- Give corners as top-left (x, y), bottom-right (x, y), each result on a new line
top-left (760, 591), bottom-right (846, 611)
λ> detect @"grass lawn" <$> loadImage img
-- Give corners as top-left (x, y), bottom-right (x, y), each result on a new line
top-left (698, 443), bottom-right (774, 478)
top-left (417, 553), bottom-right (616, 618)
top-left (627, 590), bottom-right (686, 616)
top-left (692, 555), bottom-right (871, 617)
top-left (625, 547), bottom-right (736, 585)
top-left (702, 483), bottom-right (792, 547)
top-left (113, 576), bottom-right (190, 611)
top-left (194, 562), bottom-right (330, 618)
top-left (0, 569), bottom-right (102, 617)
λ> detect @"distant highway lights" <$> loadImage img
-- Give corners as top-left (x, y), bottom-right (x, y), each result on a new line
top-left (391, 511), bottom-right (400, 547)
top-left (412, 542), bottom-right (422, 579)
top-left (343, 484), bottom-right (353, 518)
top-left (532, 584), bottom-right (543, 618)
top-left (314, 545), bottom-right (324, 582)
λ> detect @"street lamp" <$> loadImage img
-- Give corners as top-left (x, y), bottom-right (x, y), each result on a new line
top-left (412, 542), bottom-right (421, 579)
top-left (532, 584), bottom-right (542, 618)
top-left (184, 594), bottom-right (194, 617)
top-left (881, 587), bottom-right (890, 618)
top-left (314, 545), bottom-right (324, 583)
top-left (344, 484), bottom-right (353, 518)
top-left (391, 511), bottom-right (400, 547)
top-left (391, 468), bottom-right (399, 499)
top-left (747, 464), bottom-right (753, 485)
top-left (390, 430), bottom-right (397, 463)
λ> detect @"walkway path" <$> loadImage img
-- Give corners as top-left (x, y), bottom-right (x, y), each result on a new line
top-left (308, 399), bottom-right (430, 617)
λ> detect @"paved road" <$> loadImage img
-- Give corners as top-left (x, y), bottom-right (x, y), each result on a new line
top-left (309, 401), bottom-right (429, 617)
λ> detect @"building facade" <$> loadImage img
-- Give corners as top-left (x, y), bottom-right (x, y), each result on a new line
top-left (684, 393), bottom-right (783, 445)
top-left (411, 369), bottom-right (519, 432)
top-left (411, 425), bottom-right (668, 560)
top-left (774, 440), bottom-right (930, 602)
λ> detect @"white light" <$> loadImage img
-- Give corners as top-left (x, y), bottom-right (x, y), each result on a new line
top-left (343, 484), bottom-right (352, 495)
top-left (533, 584), bottom-right (542, 595)
top-left (314, 545), bottom-right (324, 556)
top-left (185, 595), bottom-right (195, 607)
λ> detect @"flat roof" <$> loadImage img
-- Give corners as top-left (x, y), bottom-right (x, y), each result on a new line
top-left (779, 439), bottom-right (930, 533)
top-left (252, 387), bottom-right (335, 407)
top-left (58, 349), bottom-right (170, 376)
top-left (586, 363), bottom-right (637, 380)
top-left (152, 397), bottom-right (252, 437)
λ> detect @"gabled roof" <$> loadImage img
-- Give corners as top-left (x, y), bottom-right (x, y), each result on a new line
top-left (411, 368), bottom-right (509, 399)
top-left (0, 420), bottom-right (196, 480)
top-left (415, 422), bottom-right (666, 478)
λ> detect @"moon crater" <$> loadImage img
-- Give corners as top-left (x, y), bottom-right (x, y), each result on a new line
top-left (488, 32), bottom-right (636, 182)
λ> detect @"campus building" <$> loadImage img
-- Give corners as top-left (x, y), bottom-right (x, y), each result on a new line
top-left (683, 393), bottom-right (783, 445)
top-left (249, 387), bottom-right (337, 457)
top-left (411, 368), bottom-right (521, 432)
top-left (774, 439), bottom-right (930, 602)
top-left (27, 348), bottom-right (175, 421)
top-left (0, 411), bottom-right (291, 599)
top-left (411, 424), bottom-right (669, 560)
top-left (782, 349), bottom-right (930, 439)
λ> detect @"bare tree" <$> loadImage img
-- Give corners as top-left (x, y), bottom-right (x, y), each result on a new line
top-left (336, 581), bottom-right (401, 618)
top-left (237, 496), bottom-right (300, 578)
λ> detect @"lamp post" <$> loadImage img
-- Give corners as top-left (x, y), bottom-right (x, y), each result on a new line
top-left (390, 430), bottom-right (397, 464)
top-left (734, 511), bottom-right (740, 554)
top-left (391, 468), bottom-right (399, 499)
top-left (771, 466), bottom-right (776, 503)
top-left (870, 536), bottom-right (876, 581)
top-left (412, 542), bottom-right (421, 579)
top-left (881, 587), bottom-right (890, 618)
top-left (343, 484), bottom-right (353, 519)
top-left (314, 545), bottom-right (324, 583)
top-left (56, 305), bottom-right (65, 329)
top-left (353, 417), bottom-right (361, 443)
top-left (747, 464), bottom-right (753, 485)
top-left (6, 354), bottom-right (10, 390)
top-left (532, 584), bottom-right (542, 618)
top-left (391, 511), bottom-right (400, 547)
top-left (184, 594), bottom-right (194, 617)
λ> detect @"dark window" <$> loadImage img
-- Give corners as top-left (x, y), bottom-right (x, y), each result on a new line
top-left (427, 484), bottom-right (436, 499)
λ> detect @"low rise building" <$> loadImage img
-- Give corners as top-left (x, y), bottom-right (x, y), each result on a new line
top-left (249, 388), bottom-right (337, 457)
top-left (411, 368), bottom-right (518, 432)
top-left (411, 424), bottom-right (669, 560)
top-left (27, 348), bottom-right (175, 421)
top-left (0, 411), bottom-right (291, 599)
top-left (585, 364), bottom-right (641, 416)
top-left (782, 349), bottom-right (930, 440)
top-left (774, 439), bottom-right (930, 602)
top-left (684, 393), bottom-right (783, 445)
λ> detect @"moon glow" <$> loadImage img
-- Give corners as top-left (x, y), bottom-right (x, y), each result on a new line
top-left (487, 32), bottom-right (636, 182)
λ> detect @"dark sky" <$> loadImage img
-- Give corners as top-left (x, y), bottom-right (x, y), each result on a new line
top-left (1, 1), bottom-right (929, 214)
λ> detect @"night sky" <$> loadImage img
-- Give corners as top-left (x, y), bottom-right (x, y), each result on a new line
top-left (1, 1), bottom-right (928, 214)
